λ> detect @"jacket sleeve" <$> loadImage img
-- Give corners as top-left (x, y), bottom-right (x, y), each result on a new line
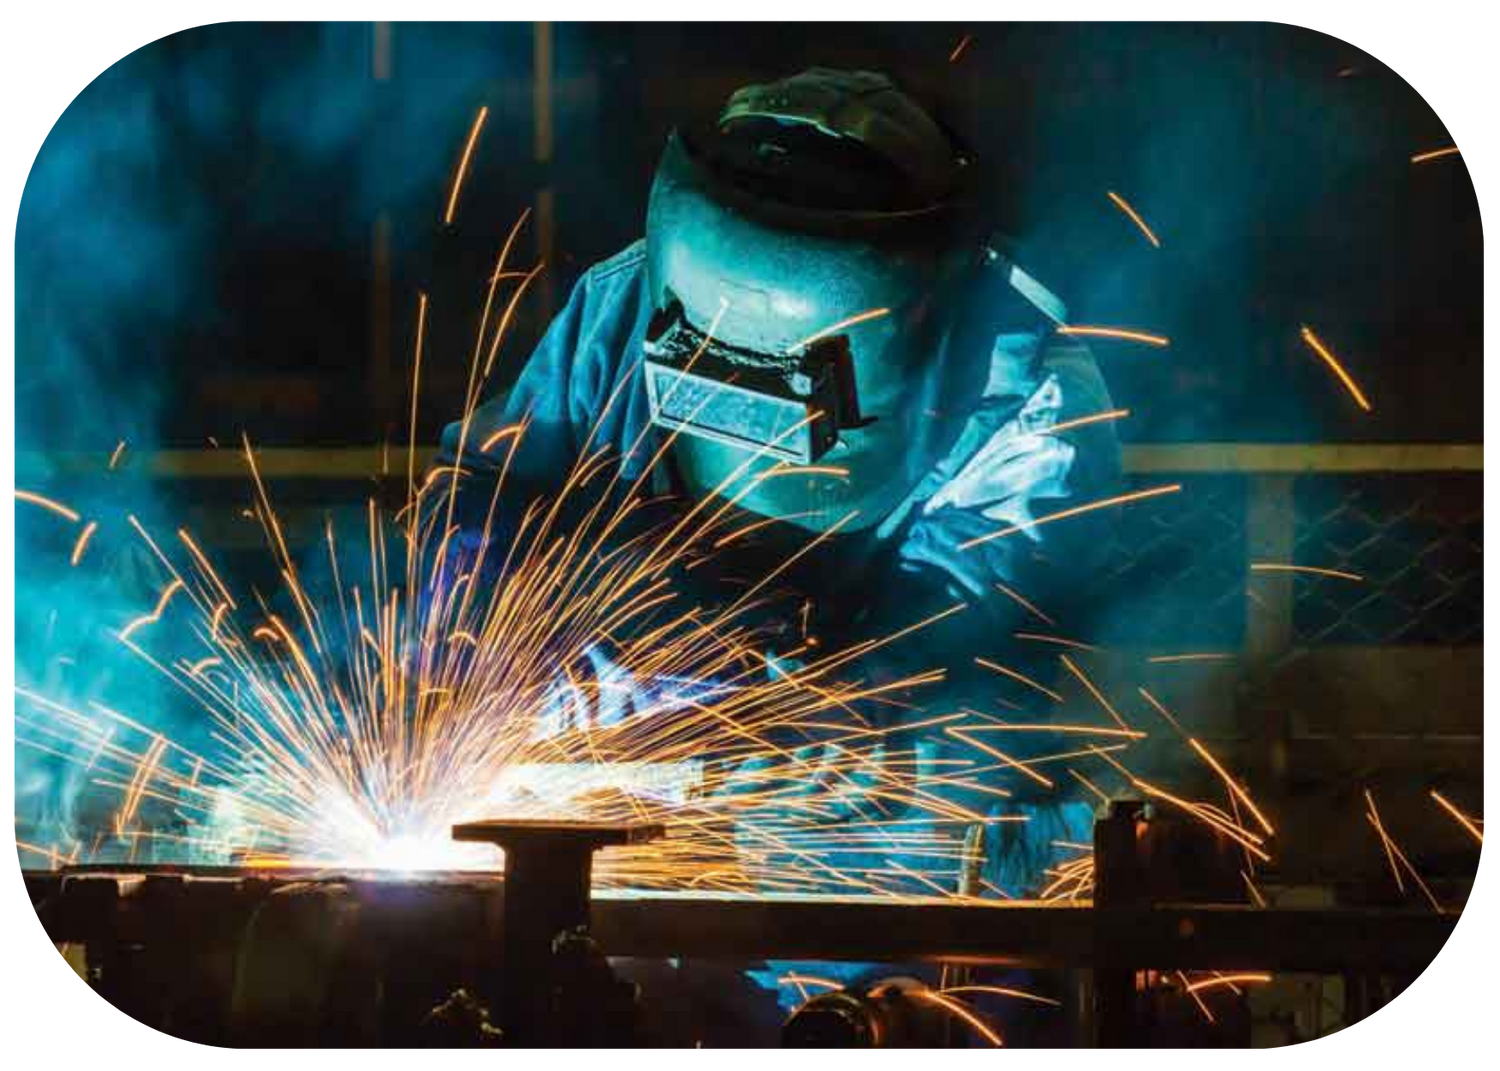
top-left (899, 331), bottom-right (1122, 610)
top-left (845, 331), bottom-right (1122, 722)
top-left (426, 245), bottom-right (645, 534)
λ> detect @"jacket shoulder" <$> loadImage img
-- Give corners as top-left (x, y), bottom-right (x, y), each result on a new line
top-left (585, 239), bottom-right (648, 284)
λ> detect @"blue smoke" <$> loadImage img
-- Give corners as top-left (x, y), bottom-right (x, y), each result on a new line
top-left (13, 23), bottom-right (532, 857)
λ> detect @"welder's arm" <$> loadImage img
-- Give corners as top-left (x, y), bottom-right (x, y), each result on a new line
top-left (426, 263), bottom-right (633, 537)
top-left (849, 335), bottom-right (1123, 722)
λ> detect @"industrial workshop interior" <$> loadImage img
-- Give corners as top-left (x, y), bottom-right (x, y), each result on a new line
top-left (10, 20), bottom-right (1483, 1049)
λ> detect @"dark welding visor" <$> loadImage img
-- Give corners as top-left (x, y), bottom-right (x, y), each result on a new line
top-left (642, 302), bottom-right (863, 464)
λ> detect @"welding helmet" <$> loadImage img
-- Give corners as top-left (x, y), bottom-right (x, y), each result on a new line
top-left (644, 68), bottom-right (991, 532)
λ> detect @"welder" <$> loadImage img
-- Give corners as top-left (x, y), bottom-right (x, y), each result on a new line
top-left (432, 68), bottom-right (1121, 893)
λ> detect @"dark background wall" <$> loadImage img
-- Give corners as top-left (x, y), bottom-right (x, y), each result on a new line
top-left (14, 22), bottom-right (1482, 453)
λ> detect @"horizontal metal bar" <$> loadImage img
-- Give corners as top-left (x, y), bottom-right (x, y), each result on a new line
top-left (24, 869), bottom-right (1454, 973)
top-left (15, 442), bottom-right (1483, 482)
top-left (1122, 443), bottom-right (1482, 473)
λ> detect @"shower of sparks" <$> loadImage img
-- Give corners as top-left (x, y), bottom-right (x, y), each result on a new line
top-left (948, 34), bottom-right (973, 64)
top-left (1299, 326), bottom-right (1372, 412)
top-left (1429, 790), bottom-right (1483, 845)
top-left (16, 489), bottom-right (81, 523)
top-left (1410, 146), bottom-right (1460, 164)
top-left (443, 105), bottom-right (490, 226)
top-left (1092, 748), bottom-right (1270, 862)
top-left (1040, 852), bottom-right (1094, 900)
top-left (69, 521), bottom-right (99, 566)
top-left (957, 483), bottom-right (1182, 551)
top-left (13, 225), bottom-right (1058, 896)
top-left (789, 307), bottom-right (890, 351)
top-left (1250, 562), bottom-right (1363, 582)
top-left (1056, 325), bottom-right (1170, 348)
top-left (1106, 191), bottom-right (1162, 248)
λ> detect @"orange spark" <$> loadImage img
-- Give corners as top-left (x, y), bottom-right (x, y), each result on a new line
top-left (789, 307), bottom-right (890, 351)
top-left (1043, 407), bottom-right (1132, 437)
top-left (1059, 654), bottom-right (1130, 730)
top-left (1189, 738), bottom-right (1275, 836)
top-left (914, 991), bottom-right (1003, 1046)
top-left (1015, 631), bottom-right (1099, 652)
top-left (756, 465), bottom-right (850, 482)
top-left (120, 579), bottom-right (186, 643)
top-left (963, 722), bottom-right (1144, 739)
top-left (778, 973), bottom-right (842, 990)
top-left (407, 292), bottom-right (430, 501)
top-left (1250, 562), bottom-right (1363, 582)
top-left (713, 510), bottom-right (824, 550)
top-left (69, 521), bottom-right (99, 566)
top-left (15, 489), bottom-right (81, 523)
top-left (992, 580), bottom-right (1055, 625)
top-left (974, 657), bottom-right (1064, 703)
top-left (1137, 687), bottom-right (1188, 738)
top-left (948, 34), bottom-right (973, 64)
top-left (1430, 790), bottom-right (1483, 845)
top-left (1148, 652), bottom-right (1232, 663)
top-left (1068, 767), bottom-right (1111, 804)
top-left (108, 440), bottom-right (128, 470)
top-left (1185, 973), bottom-right (1271, 993)
top-left (1410, 146), bottom-right (1460, 164)
top-left (1057, 325), bottom-right (1170, 347)
top-left (958, 484), bottom-right (1181, 551)
top-left (443, 105), bottom-right (490, 226)
top-left (1299, 326), bottom-right (1372, 412)
top-left (479, 424), bottom-right (527, 454)
top-left (1106, 191), bottom-right (1161, 248)
top-left (187, 656), bottom-right (221, 678)
top-left (1177, 972), bottom-right (1217, 1022)
top-left (940, 985), bottom-right (1060, 1007)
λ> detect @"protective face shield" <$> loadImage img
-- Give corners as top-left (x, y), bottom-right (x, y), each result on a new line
top-left (644, 69), bottom-right (988, 533)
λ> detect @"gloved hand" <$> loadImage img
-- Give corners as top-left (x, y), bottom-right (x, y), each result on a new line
top-left (714, 653), bottom-right (896, 831)
top-left (532, 643), bottom-right (725, 739)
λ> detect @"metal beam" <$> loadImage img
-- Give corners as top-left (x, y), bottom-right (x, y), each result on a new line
top-left (18, 442), bottom-right (1480, 482)
top-left (25, 869), bottom-right (1455, 974)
